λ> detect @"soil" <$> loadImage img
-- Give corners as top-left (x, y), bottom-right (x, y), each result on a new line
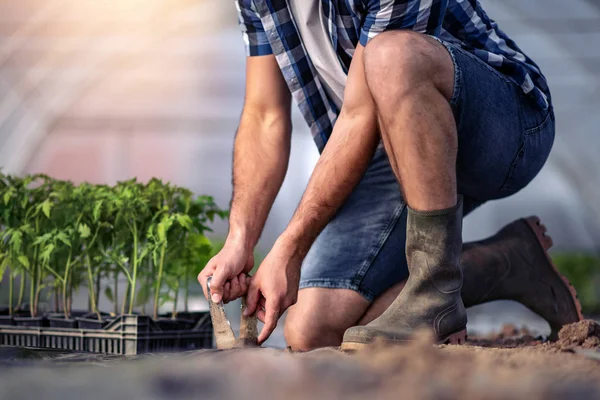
top-left (0, 321), bottom-right (599, 400)
top-left (556, 319), bottom-right (600, 349)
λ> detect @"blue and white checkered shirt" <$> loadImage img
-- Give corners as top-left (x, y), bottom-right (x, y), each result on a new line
top-left (236, 0), bottom-right (551, 152)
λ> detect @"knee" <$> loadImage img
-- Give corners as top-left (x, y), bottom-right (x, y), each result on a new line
top-left (284, 312), bottom-right (344, 352)
top-left (363, 31), bottom-right (450, 98)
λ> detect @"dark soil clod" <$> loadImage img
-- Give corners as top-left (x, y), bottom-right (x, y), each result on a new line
top-left (557, 320), bottom-right (600, 349)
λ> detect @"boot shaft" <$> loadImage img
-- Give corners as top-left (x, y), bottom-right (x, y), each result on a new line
top-left (406, 198), bottom-right (464, 293)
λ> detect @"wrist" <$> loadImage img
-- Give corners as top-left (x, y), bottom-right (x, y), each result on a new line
top-left (277, 228), bottom-right (313, 262)
top-left (225, 228), bottom-right (254, 254)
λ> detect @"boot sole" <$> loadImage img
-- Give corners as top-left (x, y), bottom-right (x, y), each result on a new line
top-left (340, 328), bottom-right (467, 352)
top-left (523, 216), bottom-right (584, 323)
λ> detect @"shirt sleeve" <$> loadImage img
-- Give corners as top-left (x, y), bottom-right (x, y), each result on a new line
top-left (359, 0), bottom-right (448, 46)
top-left (235, 0), bottom-right (273, 56)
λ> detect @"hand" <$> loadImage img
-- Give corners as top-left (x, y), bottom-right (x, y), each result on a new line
top-left (198, 238), bottom-right (254, 304)
top-left (245, 238), bottom-right (303, 344)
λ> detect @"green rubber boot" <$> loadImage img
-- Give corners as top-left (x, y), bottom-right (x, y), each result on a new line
top-left (342, 198), bottom-right (467, 350)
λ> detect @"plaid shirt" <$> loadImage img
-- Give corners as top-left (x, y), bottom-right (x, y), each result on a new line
top-left (236, 0), bottom-right (551, 152)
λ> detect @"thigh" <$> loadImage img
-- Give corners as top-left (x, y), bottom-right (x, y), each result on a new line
top-left (441, 41), bottom-right (555, 201)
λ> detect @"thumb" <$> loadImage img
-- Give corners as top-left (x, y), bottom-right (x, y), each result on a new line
top-left (209, 265), bottom-right (229, 303)
top-left (244, 277), bottom-right (260, 317)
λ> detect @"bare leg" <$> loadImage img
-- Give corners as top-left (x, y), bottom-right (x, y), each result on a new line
top-left (363, 32), bottom-right (457, 211)
top-left (284, 288), bottom-right (369, 351)
top-left (342, 31), bottom-right (468, 347)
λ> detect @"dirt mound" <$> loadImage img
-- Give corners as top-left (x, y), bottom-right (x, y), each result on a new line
top-left (557, 320), bottom-right (600, 349)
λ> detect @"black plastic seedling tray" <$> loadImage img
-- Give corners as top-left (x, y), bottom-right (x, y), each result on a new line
top-left (0, 312), bottom-right (213, 355)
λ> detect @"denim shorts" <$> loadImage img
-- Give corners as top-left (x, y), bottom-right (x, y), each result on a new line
top-left (298, 40), bottom-right (556, 302)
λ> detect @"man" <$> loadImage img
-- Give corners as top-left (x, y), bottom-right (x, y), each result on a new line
top-left (199, 0), bottom-right (582, 350)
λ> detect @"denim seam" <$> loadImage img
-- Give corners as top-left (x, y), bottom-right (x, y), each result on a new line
top-left (354, 202), bottom-right (406, 295)
top-left (499, 143), bottom-right (526, 193)
top-left (523, 109), bottom-right (553, 136)
top-left (428, 36), bottom-right (461, 108)
top-left (299, 279), bottom-right (375, 302)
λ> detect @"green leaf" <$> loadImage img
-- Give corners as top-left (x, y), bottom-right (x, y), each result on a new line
top-left (41, 243), bottom-right (55, 264)
top-left (174, 214), bottom-right (192, 230)
top-left (56, 232), bottom-right (71, 247)
top-left (9, 230), bottom-right (23, 253)
top-left (17, 255), bottom-right (30, 269)
top-left (135, 284), bottom-right (151, 307)
top-left (151, 247), bottom-right (158, 267)
top-left (93, 200), bottom-right (103, 222)
top-left (33, 233), bottom-right (52, 246)
top-left (0, 258), bottom-right (8, 283)
top-left (78, 223), bottom-right (91, 239)
top-left (104, 286), bottom-right (114, 303)
top-left (42, 199), bottom-right (53, 218)
top-left (3, 187), bottom-right (15, 205)
top-left (139, 245), bottom-right (150, 262)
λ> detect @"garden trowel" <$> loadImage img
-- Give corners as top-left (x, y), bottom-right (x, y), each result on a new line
top-left (207, 276), bottom-right (258, 349)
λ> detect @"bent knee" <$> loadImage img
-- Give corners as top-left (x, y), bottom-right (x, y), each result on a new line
top-left (364, 31), bottom-right (453, 98)
top-left (284, 314), bottom-right (345, 351)
top-left (364, 31), bottom-right (438, 74)
top-left (284, 288), bottom-right (369, 351)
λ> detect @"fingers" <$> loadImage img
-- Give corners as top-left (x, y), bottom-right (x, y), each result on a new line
top-left (258, 298), bottom-right (280, 345)
top-left (244, 278), bottom-right (260, 317)
top-left (197, 261), bottom-right (216, 301)
top-left (223, 282), bottom-right (231, 303)
top-left (226, 275), bottom-right (242, 302)
top-left (209, 264), bottom-right (230, 303)
top-left (239, 274), bottom-right (249, 295)
top-left (256, 297), bottom-right (267, 323)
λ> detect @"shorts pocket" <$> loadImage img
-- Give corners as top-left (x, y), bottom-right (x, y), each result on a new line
top-left (500, 108), bottom-right (555, 194)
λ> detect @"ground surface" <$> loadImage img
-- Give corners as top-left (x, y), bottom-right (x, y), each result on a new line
top-left (1, 321), bottom-right (600, 400)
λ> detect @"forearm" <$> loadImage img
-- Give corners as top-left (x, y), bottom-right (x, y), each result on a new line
top-left (228, 109), bottom-right (291, 252)
top-left (280, 110), bottom-right (379, 257)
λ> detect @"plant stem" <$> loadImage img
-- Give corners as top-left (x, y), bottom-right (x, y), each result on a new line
top-left (86, 255), bottom-right (101, 320)
top-left (184, 274), bottom-right (189, 313)
top-left (128, 221), bottom-right (138, 314)
top-left (171, 279), bottom-right (180, 319)
top-left (121, 282), bottom-right (130, 315)
top-left (34, 278), bottom-right (41, 317)
top-left (95, 271), bottom-right (101, 313)
top-left (54, 288), bottom-right (59, 312)
top-left (153, 242), bottom-right (167, 320)
top-left (114, 269), bottom-right (119, 314)
top-left (68, 288), bottom-right (72, 316)
top-left (8, 273), bottom-right (13, 316)
top-left (16, 274), bottom-right (25, 311)
top-left (30, 219), bottom-right (39, 317)
top-left (29, 262), bottom-right (36, 317)
top-left (62, 249), bottom-right (72, 319)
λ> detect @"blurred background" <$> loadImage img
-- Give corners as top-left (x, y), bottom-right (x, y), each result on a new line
top-left (0, 0), bottom-right (599, 346)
